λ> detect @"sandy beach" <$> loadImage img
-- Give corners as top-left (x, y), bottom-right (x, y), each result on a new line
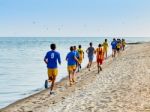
top-left (1, 42), bottom-right (150, 112)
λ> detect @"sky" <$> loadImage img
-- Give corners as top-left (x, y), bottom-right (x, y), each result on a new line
top-left (0, 0), bottom-right (150, 37)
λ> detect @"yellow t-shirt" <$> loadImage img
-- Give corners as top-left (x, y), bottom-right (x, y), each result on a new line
top-left (122, 41), bottom-right (126, 46)
top-left (77, 48), bottom-right (84, 59)
top-left (117, 43), bottom-right (121, 48)
top-left (102, 42), bottom-right (108, 51)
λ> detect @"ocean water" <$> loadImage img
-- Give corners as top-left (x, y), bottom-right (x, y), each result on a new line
top-left (0, 37), bottom-right (149, 108)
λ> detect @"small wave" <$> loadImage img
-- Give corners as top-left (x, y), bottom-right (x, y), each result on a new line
top-left (0, 91), bottom-right (19, 94)
top-left (20, 87), bottom-right (43, 96)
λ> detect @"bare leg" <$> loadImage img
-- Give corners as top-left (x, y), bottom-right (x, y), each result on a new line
top-left (48, 76), bottom-right (53, 82)
top-left (112, 49), bottom-right (114, 57)
top-left (77, 63), bottom-right (80, 72)
top-left (89, 61), bottom-right (92, 71)
top-left (97, 63), bottom-right (100, 73)
top-left (87, 63), bottom-right (89, 68)
top-left (50, 76), bottom-right (56, 93)
top-left (68, 71), bottom-right (72, 85)
top-left (114, 50), bottom-right (116, 57)
top-left (100, 65), bottom-right (102, 71)
top-left (72, 70), bottom-right (76, 83)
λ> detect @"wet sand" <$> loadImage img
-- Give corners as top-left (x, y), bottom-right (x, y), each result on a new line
top-left (1, 42), bottom-right (150, 112)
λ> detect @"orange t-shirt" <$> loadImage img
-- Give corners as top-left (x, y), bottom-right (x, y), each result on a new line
top-left (96, 47), bottom-right (104, 60)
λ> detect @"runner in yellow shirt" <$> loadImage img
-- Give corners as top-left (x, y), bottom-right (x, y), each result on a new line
top-left (77, 45), bottom-right (84, 72)
top-left (116, 39), bottom-right (121, 53)
top-left (122, 39), bottom-right (126, 51)
top-left (102, 39), bottom-right (108, 59)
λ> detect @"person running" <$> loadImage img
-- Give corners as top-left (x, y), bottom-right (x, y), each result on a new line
top-left (122, 39), bottom-right (126, 50)
top-left (86, 42), bottom-right (95, 71)
top-left (102, 39), bottom-right (109, 59)
top-left (77, 45), bottom-right (84, 72)
top-left (111, 38), bottom-right (117, 57)
top-left (95, 44), bottom-right (104, 73)
top-left (73, 46), bottom-right (80, 72)
top-left (66, 46), bottom-right (80, 86)
top-left (44, 43), bottom-right (61, 94)
top-left (116, 39), bottom-right (121, 53)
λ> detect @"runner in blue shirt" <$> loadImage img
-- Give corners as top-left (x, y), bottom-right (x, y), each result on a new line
top-left (86, 42), bottom-right (95, 71)
top-left (66, 46), bottom-right (79, 86)
top-left (44, 43), bottom-right (61, 94)
top-left (111, 38), bottom-right (117, 57)
top-left (73, 46), bottom-right (80, 72)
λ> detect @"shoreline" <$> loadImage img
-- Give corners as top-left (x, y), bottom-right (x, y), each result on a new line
top-left (1, 45), bottom-right (115, 111)
top-left (1, 42), bottom-right (150, 112)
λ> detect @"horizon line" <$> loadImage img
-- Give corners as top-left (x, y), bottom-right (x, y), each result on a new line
top-left (0, 36), bottom-right (150, 38)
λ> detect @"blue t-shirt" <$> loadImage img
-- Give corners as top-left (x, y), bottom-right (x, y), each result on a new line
top-left (44, 50), bottom-right (61, 69)
top-left (111, 41), bottom-right (117, 49)
top-left (66, 51), bottom-right (76, 66)
top-left (87, 47), bottom-right (95, 57)
top-left (74, 50), bottom-right (79, 58)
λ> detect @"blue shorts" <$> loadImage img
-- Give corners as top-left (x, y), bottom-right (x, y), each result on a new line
top-left (88, 56), bottom-right (93, 62)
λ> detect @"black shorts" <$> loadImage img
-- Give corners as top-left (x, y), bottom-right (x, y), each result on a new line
top-left (117, 48), bottom-right (120, 51)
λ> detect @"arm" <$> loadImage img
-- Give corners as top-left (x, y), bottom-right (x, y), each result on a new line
top-left (44, 59), bottom-right (48, 64)
top-left (58, 53), bottom-right (61, 65)
top-left (111, 42), bottom-right (113, 46)
top-left (77, 52), bottom-right (79, 59)
top-left (94, 47), bottom-right (96, 54)
top-left (86, 48), bottom-right (88, 54)
top-left (83, 51), bottom-right (84, 58)
top-left (94, 49), bottom-right (97, 54)
top-left (66, 54), bottom-right (68, 61)
top-left (102, 42), bottom-right (104, 46)
top-left (74, 56), bottom-right (80, 64)
top-left (44, 53), bottom-right (48, 64)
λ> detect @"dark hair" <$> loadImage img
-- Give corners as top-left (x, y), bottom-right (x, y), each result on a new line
top-left (79, 45), bottom-right (81, 48)
top-left (98, 44), bottom-right (102, 47)
top-left (105, 39), bottom-right (107, 42)
top-left (70, 46), bottom-right (74, 51)
top-left (50, 43), bottom-right (56, 50)
top-left (90, 42), bottom-right (92, 46)
top-left (113, 38), bottom-right (116, 41)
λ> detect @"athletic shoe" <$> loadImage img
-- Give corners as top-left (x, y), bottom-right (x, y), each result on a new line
top-left (44, 80), bottom-right (48, 89)
top-left (50, 91), bottom-right (55, 95)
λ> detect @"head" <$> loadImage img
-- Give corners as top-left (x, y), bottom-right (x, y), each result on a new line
top-left (98, 44), bottom-right (102, 48)
top-left (89, 42), bottom-right (92, 47)
top-left (73, 46), bottom-right (76, 50)
top-left (79, 45), bottom-right (81, 49)
top-left (105, 39), bottom-right (107, 42)
top-left (113, 38), bottom-right (116, 41)
top-left (50, 43), bottom-right (56, 50)
top-left (70, 46), bottom-right (74, 51)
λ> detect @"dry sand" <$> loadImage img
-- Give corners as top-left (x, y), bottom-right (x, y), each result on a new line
top-left (1, 42), bottom-right (150, 112)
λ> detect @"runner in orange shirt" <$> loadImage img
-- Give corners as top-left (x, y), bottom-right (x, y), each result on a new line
top-left (95, 44), bottom-right (104, 73)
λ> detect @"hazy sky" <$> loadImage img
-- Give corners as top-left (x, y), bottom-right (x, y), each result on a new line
top-left (0, 0), bottom-right (150, 37)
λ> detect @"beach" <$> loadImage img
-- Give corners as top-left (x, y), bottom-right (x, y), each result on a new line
top-left (1, 42), bottom-right (150, 112)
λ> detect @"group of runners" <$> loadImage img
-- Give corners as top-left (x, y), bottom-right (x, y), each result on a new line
top-left (44, 38), bottom-right (126, 94)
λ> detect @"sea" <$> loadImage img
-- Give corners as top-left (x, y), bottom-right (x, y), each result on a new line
top-left (0, 37), bottom-right (149, 108)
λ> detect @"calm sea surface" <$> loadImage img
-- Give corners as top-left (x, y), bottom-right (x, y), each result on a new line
top-left (0, 37), bottom-right (149, 108)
